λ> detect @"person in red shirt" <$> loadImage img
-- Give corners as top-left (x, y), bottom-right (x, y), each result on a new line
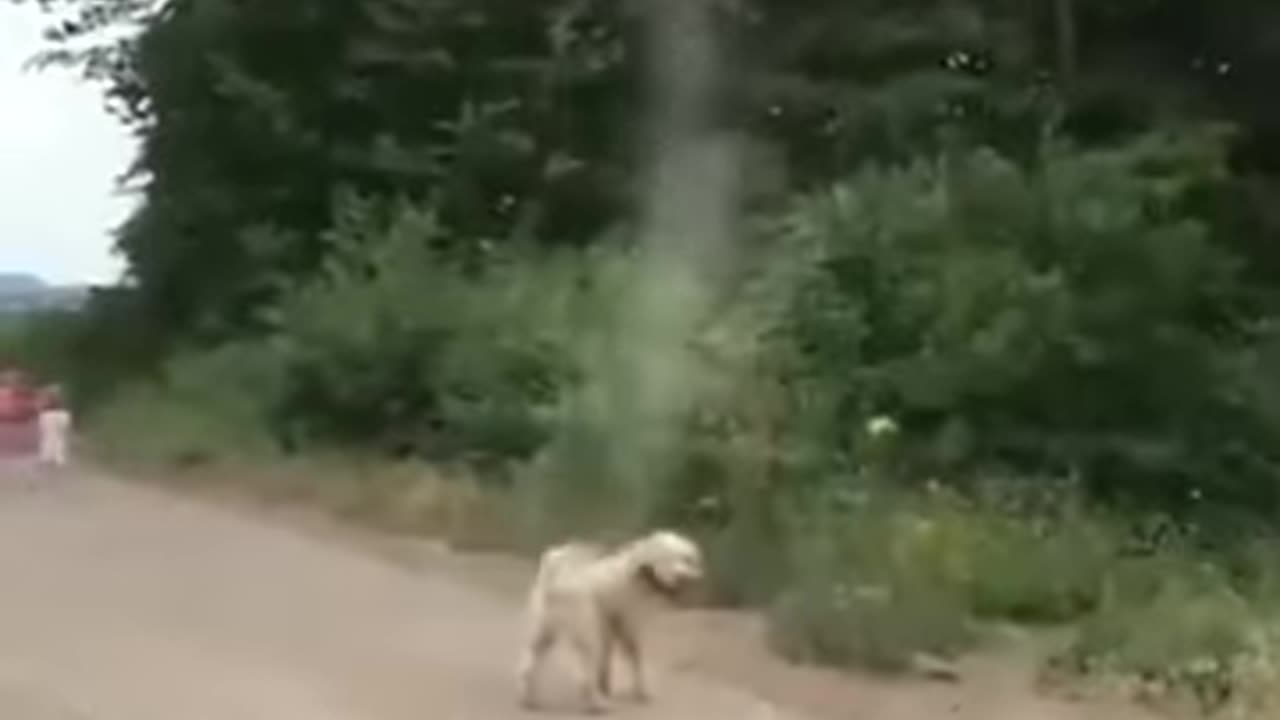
top-left (0, 369), bottom-right (38, 456)
top-left (0, 369), bottom-right (23, 420)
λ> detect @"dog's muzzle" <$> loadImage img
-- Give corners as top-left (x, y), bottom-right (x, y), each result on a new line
top-left (639, 565), bottom-right (703, 603)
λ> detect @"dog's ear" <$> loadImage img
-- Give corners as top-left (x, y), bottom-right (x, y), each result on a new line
top-left (635, 561), bottom-right (681, 598)
top-left (634, 560), bottom-right (656, 583)
top-left (634, 561), bottom-right (665, 592)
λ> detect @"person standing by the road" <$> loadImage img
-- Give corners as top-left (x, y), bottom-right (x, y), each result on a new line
top-left (0, 368), bottom-right (38, 457)
top-left (36, 384), bottom-right (72, 470)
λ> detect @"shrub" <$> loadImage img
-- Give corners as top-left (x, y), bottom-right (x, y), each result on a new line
top-left (763, 479), bottom-right (1120, 673)
top-left (764, 129), bottom-right (1271, 510)
top-left (1054, 555), bottom-right (1264, 714)
top-left (766, 489), bottom-right (976, 672)
top-left (769, 574), bottom-right (974, 674)
top-left (88, 340), bottom-right (285, 466)
top-left (961, 480), bottom-right (1114, 623)
top-left (262, 196), bottom-right (583, 468)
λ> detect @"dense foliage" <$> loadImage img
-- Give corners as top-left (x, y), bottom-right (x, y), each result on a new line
top-left (13, 0), bottom-right (1280, 334)
top-left (8, 0), bottom-right (1280, 512)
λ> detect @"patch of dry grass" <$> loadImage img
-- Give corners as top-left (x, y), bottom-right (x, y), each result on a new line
top-left (96, 450), bottom-right (526, 554)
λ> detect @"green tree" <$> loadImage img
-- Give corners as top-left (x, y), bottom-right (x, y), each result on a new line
top-left (15, 0), bottom-right (1280, 346)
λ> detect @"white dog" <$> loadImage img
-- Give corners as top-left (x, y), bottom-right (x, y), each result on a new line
top-left (516, 529), bottom-right (704, 713)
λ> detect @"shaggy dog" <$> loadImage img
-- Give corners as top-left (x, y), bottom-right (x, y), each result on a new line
top-left (516, 530), bottom-right (704, 713)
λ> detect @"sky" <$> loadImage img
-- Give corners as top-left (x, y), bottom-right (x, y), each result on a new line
top-left (0, 4), bottom-right (137, 286)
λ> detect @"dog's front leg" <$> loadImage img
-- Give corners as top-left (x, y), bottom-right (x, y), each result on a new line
top-left (597, 617), bottom-right (616, 697)
top-left (614, 617), bottom-right (651, 703)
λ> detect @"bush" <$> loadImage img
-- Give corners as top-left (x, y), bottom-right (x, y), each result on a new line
top-left (761, 478), bottom-right (1129, 673)
top-left (89, 341), bottom-right (285, 466)
top-left (265, 198), bottom-right (567, 462)
top-left (763, 129), bottom-right (1272, 510)
top-left (766, 489), bottom-right (976, 672)
top-left (141, 196), bottom-right (597, 473)
top-left (769, 574), bottom-right (974, 674)
top-left (1054, 554), bottom-right (1266, 714)
top-left (961, 480), bottom-right (1114, 623)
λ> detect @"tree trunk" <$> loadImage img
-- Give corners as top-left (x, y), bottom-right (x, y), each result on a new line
top-left (1054, 0), bottom-right (1079, 90)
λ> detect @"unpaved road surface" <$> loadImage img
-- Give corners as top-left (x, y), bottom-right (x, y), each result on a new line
top-left (0, 465), bottom-right (1161, 720)
top-left (0, 466), bottom-right (795, 720)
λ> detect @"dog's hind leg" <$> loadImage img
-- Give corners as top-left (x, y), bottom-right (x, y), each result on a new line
top-left (569, 623), bottom-right (607, 714)
top-left (613, 618), bottom-right (651, 703)
top-left (597, 619), bottom-right (616, 697)
top-left (517, 623), bottom-right (555, 710)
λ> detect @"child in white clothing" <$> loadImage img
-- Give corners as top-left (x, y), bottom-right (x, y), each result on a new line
top-left (37, 385), bottom-right (72, 469)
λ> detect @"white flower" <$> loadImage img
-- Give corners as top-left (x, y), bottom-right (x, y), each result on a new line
top-left (866, 415), bottom-right (898, 438)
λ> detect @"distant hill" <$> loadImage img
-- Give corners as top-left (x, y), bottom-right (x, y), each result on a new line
top-left (0, 273), bottom-right (46, 295)
top-left (0, 273), bottom-right (89, 315)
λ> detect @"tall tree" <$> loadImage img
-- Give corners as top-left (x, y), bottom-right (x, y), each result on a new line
top-left (11, 0), bottom-right (1280, 344)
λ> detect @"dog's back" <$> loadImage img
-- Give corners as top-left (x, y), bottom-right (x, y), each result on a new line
top-left (523, 540), bottom-right (608, 653)
top-left (532, 541), bottom-right (606, 596)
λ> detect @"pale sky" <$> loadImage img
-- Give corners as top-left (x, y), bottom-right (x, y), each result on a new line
top-left (0, 4), bottom-right (137, 285)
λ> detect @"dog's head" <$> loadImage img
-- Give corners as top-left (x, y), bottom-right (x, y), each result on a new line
top-left (631, 530), bottom-right (704, 600)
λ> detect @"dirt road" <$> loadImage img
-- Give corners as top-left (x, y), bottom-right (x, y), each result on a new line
top-left (0, 466), bottom-right (802, 720)
top-left (0, 465), bottom-right (1161, 720)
